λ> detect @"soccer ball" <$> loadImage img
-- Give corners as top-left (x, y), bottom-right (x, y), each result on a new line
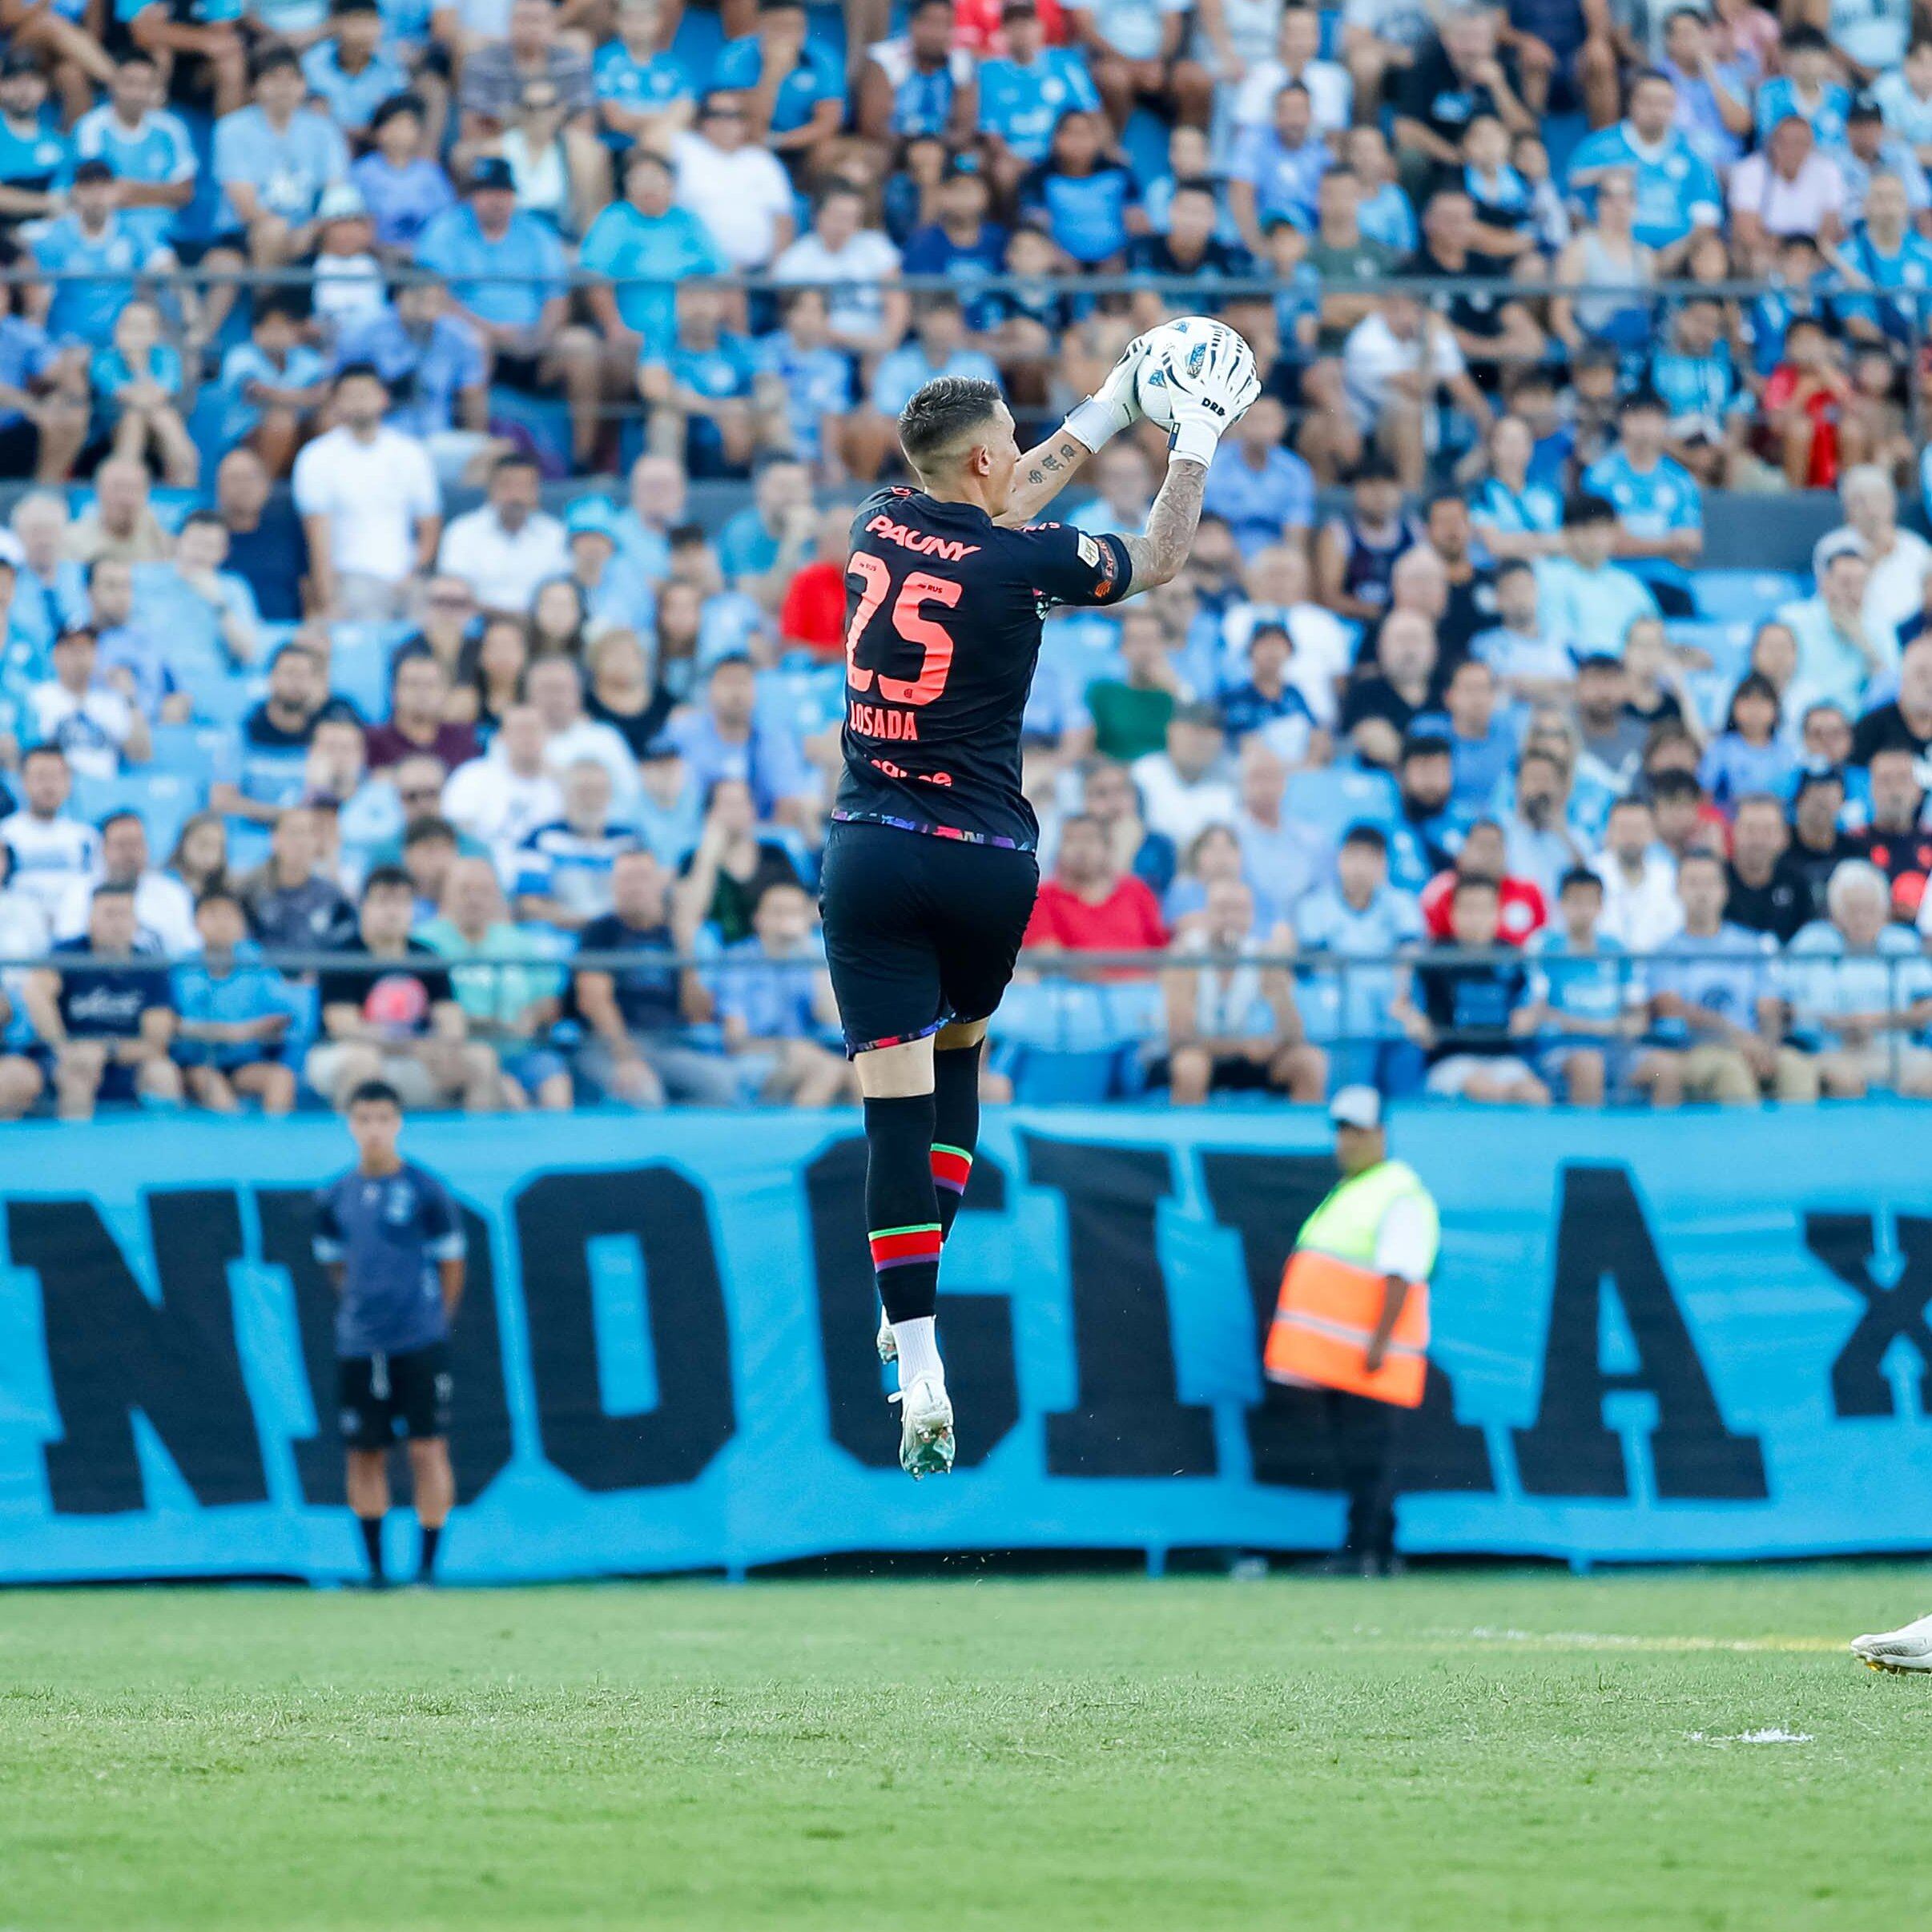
top-left (1135, 316), bottom-right (1255, 433)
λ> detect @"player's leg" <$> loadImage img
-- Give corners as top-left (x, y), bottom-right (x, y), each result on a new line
top-left (340, 1353), bottom-right (398, 1584)
top-left (821, 825), bottom-right (955, 1475)
top-left (397, 1344), bottom-right (456, 1583)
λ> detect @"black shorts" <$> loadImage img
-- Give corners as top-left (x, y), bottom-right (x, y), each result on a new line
top-left (819, 819), bottom-right (1039, 1056)
top-left (338, 1341), bottom-right (452, 1449)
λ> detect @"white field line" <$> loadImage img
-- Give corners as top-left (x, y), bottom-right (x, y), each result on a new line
top-left (1450, 1627), bottom-right (1849, 1654)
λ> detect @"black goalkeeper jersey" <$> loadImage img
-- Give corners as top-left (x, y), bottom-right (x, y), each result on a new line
top-left (833, 486), bottom-right (1132, 851)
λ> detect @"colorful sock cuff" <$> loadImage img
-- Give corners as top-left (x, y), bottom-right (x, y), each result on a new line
top-left (869, 1223), bottom-right (943, 1270)
top-left (929, 1144), bottom-right (975, 1195)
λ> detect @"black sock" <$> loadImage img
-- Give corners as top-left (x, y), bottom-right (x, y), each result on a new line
top-left (864, 1091), bottom-right (940, 1323)
top-left (929, 1041), bottom-right (983, 1242)
top-left (358, 1514), bottom-right (385, 1585)
top-left (418, 1523), bottom-right (442, 1582)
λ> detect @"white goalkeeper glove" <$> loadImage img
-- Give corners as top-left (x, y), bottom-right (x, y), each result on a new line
top-left (1061, 329), bottom-right (1157, 453)
top-left (1166, 331), bottom-right (1262, 466)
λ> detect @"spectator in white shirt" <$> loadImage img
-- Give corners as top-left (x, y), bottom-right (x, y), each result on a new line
top-left (291, 363), bottom-right (443, 620)
top-left (1825, 465), bottom-right (1932, 646)
top-left (1131, 703), bottom-right (1241, 847)
top-left (1230, 3), bottom-right (1353, 135)
top-left (771, 182), bottom-right (908, 355)
top-left (29, 627), bottom-right (151, 781)
top-left (525, 654), bottom-right (641, 806)
top-left (0, 838), bottom-right (52, 997)
top-left (441, 701), bottom-right (566, 877)
top-left (54, 810), bottom-right (197, 954)
top-left (436, 453), bottom-right (570, 615)
top-left (1590, 796), bottom-right (1683, 951)
top-left (672, 91), bottom-right (796, 271)
top-left (1, 747), bottom-right (100, 919)
top-left (1341, 291), bottom-right (1491, 488)
top-left (1729, 115), bottom-right (1847, 270)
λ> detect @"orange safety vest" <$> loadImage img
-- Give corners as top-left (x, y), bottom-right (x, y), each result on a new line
top-left (1264, 1250), bottom-right (1430, 1409)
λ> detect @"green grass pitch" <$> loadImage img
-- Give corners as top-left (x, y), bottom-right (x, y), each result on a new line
top-left (2, 1566), bottom-right (1928, 1930)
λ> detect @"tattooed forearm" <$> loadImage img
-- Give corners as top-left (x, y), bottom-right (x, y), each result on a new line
top-left (994, 432), bottom-right (1091, 525)
top-left (1121, 454), bottom-right (1207, 597)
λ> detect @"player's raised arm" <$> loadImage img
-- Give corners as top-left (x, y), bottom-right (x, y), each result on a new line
top-left (994, 331), bottom-right (1157, 528)
top-left (1120, 330), bottom-right (1262, 597)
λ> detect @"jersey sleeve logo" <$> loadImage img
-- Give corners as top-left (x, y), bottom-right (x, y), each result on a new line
top-left (1076, 533), bottom-right (1101, 569)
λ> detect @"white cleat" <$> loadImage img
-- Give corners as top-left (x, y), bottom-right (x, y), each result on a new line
top-left (1852, 1610), bottom-right (1932, 1673)
top-left (876, 1312), bottom-right (897, 1365)
top-left (891, 1374), bottom-right (954, 1479)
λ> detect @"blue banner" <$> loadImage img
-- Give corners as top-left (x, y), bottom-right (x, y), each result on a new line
top-left (1, 1106), bottom-right (1930, 1583)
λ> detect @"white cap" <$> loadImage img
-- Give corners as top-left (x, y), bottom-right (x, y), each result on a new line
top-left (316, 183), bottom-right (367, 222)
top-left (1328, 1085), bottom-right (1383, 1132)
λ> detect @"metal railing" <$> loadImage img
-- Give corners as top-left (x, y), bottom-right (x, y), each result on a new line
top-left (2, 941), bottom-right (1927, 1104)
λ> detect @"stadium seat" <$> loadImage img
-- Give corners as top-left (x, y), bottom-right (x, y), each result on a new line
top-left (71, 772), bottom-right (198, 854)
top-left (1693, 570), bottom-right (1808, 624)
top-left (1283, 767), bottom-right (1400, 848)
top-left (173, 663), bottom-right (256, 728)
top-left (147, 722), bottom-right (238, 786)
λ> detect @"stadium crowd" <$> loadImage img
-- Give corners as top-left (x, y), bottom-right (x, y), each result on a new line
top-left (2, 0), bottom-right (1932, 1114)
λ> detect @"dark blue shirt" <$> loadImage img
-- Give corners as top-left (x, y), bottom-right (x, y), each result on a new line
top-left (223, 507), bottom-right (310, 623)
top-left (52, 937), bottom-right (170, 1038)
top-left (576, 913), bottom-right (682, 1032)
top-left (312, 1160), bottom-right (465, 1357)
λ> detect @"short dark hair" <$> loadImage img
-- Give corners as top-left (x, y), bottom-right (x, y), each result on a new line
top-left (1451, 873), bottom-right (1499, 900)
top-left (1557, 867), bottom-right (1603, 897)
top-left (195, 885), bottom-right (243, 916)
top-left (98, 808), bottom-right (144, 837)
top-left (403, 815), bottom-right (458, 850)
top-left (252, 44), bottom-right (302, 82)
top-left (1564, 492), bottom-right (1618, 528)
top-left (1339, 822), bottom-right (1388, 855)
top-left (369, 91), bottom-right (426, 132)
top-left (1647, 768), bottom-right (1704, 805)
top-left (896, 376), bottom-right (1004, 472)
top-left (347, 1079), bottom-right (403, 1112)
top-left (334, 359), bottom-right (387, 391)
top-left (360, 864), bottom-right (413, 900)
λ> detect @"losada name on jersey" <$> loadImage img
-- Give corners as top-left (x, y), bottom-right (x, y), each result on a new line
top-left (850, 699), bottom-right (920, 740)
top-left (864, 514), bottom-right (982, 562)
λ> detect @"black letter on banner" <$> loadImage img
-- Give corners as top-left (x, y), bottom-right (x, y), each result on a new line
top-left (1804, 1212), bottom-right (1932, 1418)
top-left (1198, 1150), bottom-right (1492, 1495)
top-left (804, 1135), bottom-right (1017, 1470)
top-left (1513, 1165), bottom-right (1766, 1499)
top-left (10, 1189), bottom-right (266, 1515)
top-left (516, 1167), bottom-right (733, 1491)
top-left (254, 1189), bottom-right (513, 1505)
top-left (1024, 1135), bottom-right (1217, 1477)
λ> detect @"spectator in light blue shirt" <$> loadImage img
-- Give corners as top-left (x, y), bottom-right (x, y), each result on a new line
top-left (70, 54), bottom-right (197, 252)
top-left (976, 2), bottom-right (1101, 178)
top-left (713, 879), bottom-right (848, 1105)
top-left (1018, 108), bottom-right (1142, 265)
top-left (1294, 822), bottom-right (1425, 1087)
top-left (867, 294), bottom-right (1000, 417)
top-left (300, 0), bottom-right (409, 137)
top-left (415, 156), bottom-right (571, 339)
top-left (334, 281), bottom-right (489, 441)
top-left (171, 889), bottom-right (298, 1113)
top-left (578, 147), bottom-right (723, 358)
top-left (1656, 10), bottom-right (1753, 171)
top-left (665, 658), bottom-right (815, 826)
top-left (1201, 396), bottom-right (1315, 558)
top-left (216, 296), bottom-right (328, 457)
top-left (1533, 493), bottom-right (1661, 659)
top-left (755, 288), bottom-right (853, 469)
top-left (712, 0), bottom-right (843, 152)
top-left (213, 45), bottom-right (350, 238)
top-left (1583, 392), bottom-right (1703, 614)
top-left (1756, 30), bottom-right (1851, 150)
top-left (89, 298), bottom-right (195, 489)
top-left (1229, 83), bottom-right (1330, 248)
top-left (594, 0), bottom-right (700, 153)
top-left (1565, 70), bottom-right (1723, 262)
top-left (349, 95), bottom-right (457, 254)
top-left (33, 163), bottom-right (171, 349)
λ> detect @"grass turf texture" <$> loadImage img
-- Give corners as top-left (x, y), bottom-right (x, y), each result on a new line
top-left (2, 1568), bottom-right (1928, 1930)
